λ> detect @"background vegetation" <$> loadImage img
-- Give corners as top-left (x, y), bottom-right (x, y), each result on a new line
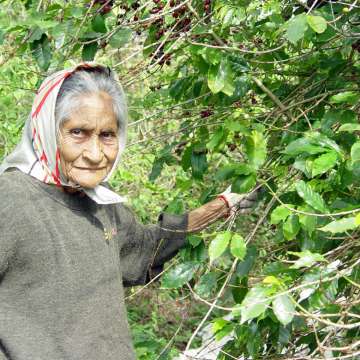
top-left (0, 0), bottom-right (360, 358)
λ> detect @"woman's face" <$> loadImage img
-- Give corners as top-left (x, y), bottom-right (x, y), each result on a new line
top-left (58, 91), bottom-right (119, 189)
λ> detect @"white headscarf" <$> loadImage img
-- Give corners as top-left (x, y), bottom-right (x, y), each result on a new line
top-left (0, 62), bottom-right (127, 204)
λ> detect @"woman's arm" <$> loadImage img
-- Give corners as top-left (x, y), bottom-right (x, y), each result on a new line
top-left (117, 190), bottom-right (257, 286)
top-left (116, 205), bottom-right (188, 287)
top-left (187, 198), bottom-right (229, 233)
top-left (187, 189), bottom-right (258, 232)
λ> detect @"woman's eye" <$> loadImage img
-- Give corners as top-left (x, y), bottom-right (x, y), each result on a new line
top-left (70, 129), bottom-right (84, 137)
top-left (101, 131), bottom-right (116, 139)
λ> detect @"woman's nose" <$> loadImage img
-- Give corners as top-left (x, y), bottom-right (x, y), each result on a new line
top-left (82, 136), bottom-right (103, 164)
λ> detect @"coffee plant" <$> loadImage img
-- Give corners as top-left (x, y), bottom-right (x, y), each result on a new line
top-left (1, 0), bottom-right (360, 358)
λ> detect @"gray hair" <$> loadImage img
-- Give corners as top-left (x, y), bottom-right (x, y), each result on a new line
top-left (55, 68), bottom-right (127, 136)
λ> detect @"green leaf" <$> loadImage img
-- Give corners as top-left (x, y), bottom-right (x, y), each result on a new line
top-left (181, 146), bottom-right (192, 171)
top-left (272, 294), bottom-right (295, 326)
top-left (239, 286), bottom-right (272, 323)
top-left (109, 28), bottom-right (132, 48)
top-left (195, 272), bottom-right (217, 298)
top-left (312, 151), bottom-right (337, 177)
top-left (208, 64), bottom-right (225, 94)
top-left (306, 15), bottom-right (327, 34)
top-left (283, 138), bottom-right (326, 157)
top-left (215, 164), bottom-right (237, 181)
top-left (329, 91), bottom-right (360, 105)
top-left (82, 42), bottom-right (98, 61)
top-left (28, 26), bottom-right (44, 42)
top-left (278, 325), bottom-right (291, 346)
top-left (232, 277), bottom-right (248, 304)
top-left (207, 58), bottom-right (234, 96)
top-left (230, 234), bottom-right (247, 260)
top-left (200, 47), bottom-right (222, 65)
top-left (215, 163), bottom-right (253, 181)
top-left (187, 235), bottom-right (202, 247)
top-left (283, 215), bottom-right (300, 240)
top-left (286, 14), bottom-right (308, 44)
top-left (351, 141), bottom-right (360, 165)
top-left (161, 262), bottom-right (199, 289)
top-left (263, 275), bottom-right (282, 286)
top-left (169, 77), bottom-right (192, 100)
top-left (191, 151), bottom-right (208, 180)
top-left (318, 217), bottom-right (357, 234)
top-left (283, 132), bottom-right (342, 158)
top-left (338, 123), bottom-right (360, 132)
top-left (209, 231), bottom-right (232, 263)
top-left (245, 130), bottom-right (267, 169)
top-left (212, 320), bottom-right (234, 341)
top-left (232, 173), bottom-right (256, 194)
top-left (212, 318), bottom-right (229, 333)
top-left (234, 164), bottom-right (255, 176)
top-left (92, 14), bottom-right (107, 33)
top-left (149, 158), bottom-right (164, 182)
top-left (29, 34), bottom-right (52, 71)
top-left (236, 245), bottom-right (257, 277)
top-left (355, 213), bottom-right (360, 226)
top-left (71, 7), bottom-right (84, 18)
top-left (270, 205), bottom-right (293, 225)
top-left (0, 29), bottom-right (4, 45)
top-left (224, 118), bottom-right (249, 133)
top-left (295, 180), bottom-right (328, 213)
top-left (206, 127), bottom-right (227, 151)
top-left (298, 206), bottom-right (317, 235)
top-left (289, 250), bottom-right (326, 269)
top-left (309, 279), bottom-right (338, 309)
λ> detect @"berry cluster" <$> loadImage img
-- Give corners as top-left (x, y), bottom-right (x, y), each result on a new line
top-left (150, 0), bottom-right (163, 14)
top-left (200, 109), bottom-right (213, 118)
top-left (227, 143), bottom-right (237, 151)
top-left (94, 0), bottom-right (113, 15)
top-left (150, 49), bottom-right (171, 66)
top-left (352, 40), bottom-right (360, 52)
top-left (169, 1), bottom-right (192, 32)
top-left (204, 0), bottom-right (211, 15)
top-left (131, 1), bottom-right (140, 10)
top-left (172, 3), bottom-right (187, 18)
top-left (148, 1), bottom-right (171, 66)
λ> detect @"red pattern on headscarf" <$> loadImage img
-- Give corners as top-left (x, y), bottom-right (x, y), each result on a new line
top-left (32, 72), bottom-right (72, 119)
top-left (53, 149), bottom-right (61, 186)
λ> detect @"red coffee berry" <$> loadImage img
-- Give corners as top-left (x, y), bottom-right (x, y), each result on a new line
top-left (150, 7), bottom-right (161, 14)
top-left (200, 110), bottom-right (212, 118)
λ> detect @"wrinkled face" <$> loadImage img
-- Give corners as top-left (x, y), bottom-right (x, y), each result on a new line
top-left (58, 91), bottom-right (119, 189)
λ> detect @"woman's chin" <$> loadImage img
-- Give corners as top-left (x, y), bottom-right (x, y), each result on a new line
top-left (68, 171), bottom-right (106, 189)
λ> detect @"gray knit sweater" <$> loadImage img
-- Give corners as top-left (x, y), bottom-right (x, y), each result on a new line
top-left (0, 170), bottom-right (188, 360)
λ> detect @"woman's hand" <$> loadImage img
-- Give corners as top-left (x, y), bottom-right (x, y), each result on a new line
top-left (217, 185), bottom-right (259, 216)
top-left (187, 186), bottom-right (259, 233)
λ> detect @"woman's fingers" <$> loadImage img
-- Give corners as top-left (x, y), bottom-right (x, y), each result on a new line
top-left (237, 199), bottom-right (256, 209)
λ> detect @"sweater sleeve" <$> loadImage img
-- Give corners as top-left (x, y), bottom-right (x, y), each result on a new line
top-left (115, 206), bottom-right (188, 287)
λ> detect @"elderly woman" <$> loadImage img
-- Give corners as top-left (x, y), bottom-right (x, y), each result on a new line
top-left (0, 63), bottom-right (256, 360)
